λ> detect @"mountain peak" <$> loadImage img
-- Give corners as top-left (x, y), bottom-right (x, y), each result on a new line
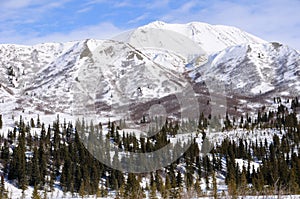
top-left (133, 21), bottom-right (266, 54)
top-left (145, 20), bottom-right (167, 28)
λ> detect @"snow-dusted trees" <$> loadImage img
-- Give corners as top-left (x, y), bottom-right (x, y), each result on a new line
top-left (1, 96), bottom-right (300, 197)
top-left (8, 123), bottom-right (27, 190)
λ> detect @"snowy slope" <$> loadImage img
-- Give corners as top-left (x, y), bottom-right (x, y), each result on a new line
top-left (190, 42), bottom-right (300, 97)
top-left (113, 21), bottom-right (267, 74)
top-left (0, 38), bottom-right (192, 126)
top-left (71, 39), bottom-right (190, 119)
top-left (0, 42), bottom-right (76, 129)
top-left (119, 21), bottom-right (266, 54)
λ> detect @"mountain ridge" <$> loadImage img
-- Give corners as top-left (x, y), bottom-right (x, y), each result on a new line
top-left (190, 42), bottom-right (300, 97)
top-left (0, 21), bottom-right (299, 130)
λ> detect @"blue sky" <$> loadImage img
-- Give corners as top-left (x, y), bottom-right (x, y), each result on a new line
top-left (0, 0), bottom-right (299, 50)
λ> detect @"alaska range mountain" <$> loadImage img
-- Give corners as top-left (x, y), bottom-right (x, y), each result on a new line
top-left (0, 21), bottom-right (299, 126)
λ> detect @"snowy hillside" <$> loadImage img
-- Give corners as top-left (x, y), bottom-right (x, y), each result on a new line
top-left (0, 21), bottom-right (298, 131)
top-left (190, 42), bottom-right (300, 97)
top-left (136, 21), bottom-right (266, 54)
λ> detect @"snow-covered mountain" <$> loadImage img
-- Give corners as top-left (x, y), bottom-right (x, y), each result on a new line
top-left (190, 42), bottom-right (300, 97)
top-left (115, 21), bottom-right (266, 70)
top-left (135, 21), bottom-right (266, 54)
top-left (0, 21), bottom-right (299, 129)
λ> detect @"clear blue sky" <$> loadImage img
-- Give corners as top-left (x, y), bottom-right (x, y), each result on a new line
top-left (0, 0), bottom-right (299, 50)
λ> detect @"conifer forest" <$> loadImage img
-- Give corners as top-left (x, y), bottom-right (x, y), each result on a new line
top-left (0, 97), bottom-right (300, 198)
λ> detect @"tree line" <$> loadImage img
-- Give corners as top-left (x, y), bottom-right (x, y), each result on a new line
top-left (0, 97), bottom-right (299, 198)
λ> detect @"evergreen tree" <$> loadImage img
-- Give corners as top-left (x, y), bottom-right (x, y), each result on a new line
top-left (60, 155), bottom-right (72, 192)
top-left (38, 142), bottom-right (47, 186)
top-left (194, 179), bottom-right (202, 197)
top-left (239, 169), bottom-right (248, 196)
top-left (8, 132), bottom-right (27, 190)
top-left (0, 175), bottom-right (8, 199)
top-left (289, 168), bottom-right (299, 194)
top-left (154, 171), bottom-right (162, 193)
top-left (0, 115), bottom-right (2, 129)
top-left (30, 118), bottom-right (35, 128)
top-left (163, 174), bottom-right (171, 199)
top-left (1, 140), bottom-right (10, 175)
top-left (30, 147), bottom-right (41, 187)
top-left (228, 178), bottom-right (237, 199)
top-left (79, 181), bottom-right (86, 198)
top-left (150, 182), bottom-right (158, 199)
top-left (31, 185), bottom-right (41, 199)
top-left (125, 173), bottom-right (140, 198)
top-left (212, 172), bottom-right (217, 199)
top-left (176, 172), bottom-right (182, 188)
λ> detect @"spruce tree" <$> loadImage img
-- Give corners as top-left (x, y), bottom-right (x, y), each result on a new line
top-left (1, 140), bottom-right (10, 174)
top-left (163, 174), bottom-right (171, 198)
top-left (239, 169), bottom-right (248, 196)
top-left (31, 185), bottom-right (41, 199)
top-left (0, 175), bottom-right (8, 198)
top-left (0, 114), bottom-right (2, 129)
top-left (60, 155), bottom-right (72, 192)
top-left (79, 181), bottom-right (85, 198)
top-left (289, 168), bottom-right (299, 194)
top-left (30, 147), bottom-right (41, 187)
top-left (30, 118), bottom-right (35, 128)
top-left (154, 171), bottom-right (162, 193)
top-left (8, 132), bottom-right (27, 190)
top-left (212, 172), bottom-right (217, 199)
top-left (150, 182), bottom-right (158, 199)
top-left (38, 143), bottom-right (47, 186)
top-left (125, 173), bottom-right (140, 198)
top-left (228, 178), bottom-right (237, 199)
top-left (194, 178), bottom-right (202, 197)
top-left (176, 172), bottom-right (182, 188)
